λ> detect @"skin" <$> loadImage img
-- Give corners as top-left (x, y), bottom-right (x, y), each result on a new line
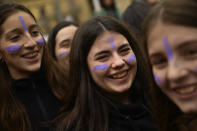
top-left (87, 31), bottom-right (137, 104)
top-left (55, 25), bottom-right (77, 69)
top-left (148, 22), bottom-right (197, 113)
top-left (0, 11), bottom-right (43, 79)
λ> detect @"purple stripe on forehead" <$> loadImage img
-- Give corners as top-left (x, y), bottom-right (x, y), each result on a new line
top-left (18, 16), bottom-right (28, 32)
top-left (128, 54), bottom-right (136, 62)
top-left (93, 64), bottom-right (108, 71)
top-left (154, 74), bottom-right (162, 84)
top-left (5, 45), bottom-right (21, 53)
top-left (163, 37), bottom-right (173, 61)
top-left (107, 36), bottom-right (116, 49)
top-left (59, 51), bottom-right (68, 57)
top-left (37, 38), bottom-right (45, 46)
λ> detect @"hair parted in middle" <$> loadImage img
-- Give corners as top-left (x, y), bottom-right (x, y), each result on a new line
top-left (58, 16), bottom-right (153, 131)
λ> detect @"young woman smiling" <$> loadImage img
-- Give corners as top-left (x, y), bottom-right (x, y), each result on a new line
top-left (57, 16), bottom-right (158, 131)
top-left (142, 0), bottom-right (197, 130)
top-left (0, 3), bottom-right (68, 131)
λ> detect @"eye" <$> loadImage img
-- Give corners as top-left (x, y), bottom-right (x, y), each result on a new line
top-left (185, 49), bottom-right (197, 57)
top-left (31, 29), bottom-right (41, 37)
top-left (60, 41), bottom-right (71, 48)
top-left (119, 47), bottom-right (131, 55)
top-left (151, 57), bottom-right (168, 69)
top-left (9, 35), bottom-right (21, 42)
top-left (95, 55), bottom-right (109, 61)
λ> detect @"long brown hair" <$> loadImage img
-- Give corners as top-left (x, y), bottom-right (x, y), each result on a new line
top-left (0, 3), bottom-right (68, 131)
top-left (142, 0), bottom-right (197, 130)
top-left (58, 16), bottom-right (154, 131)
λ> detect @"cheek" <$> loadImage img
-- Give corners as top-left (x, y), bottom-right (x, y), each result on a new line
top-left (89, 63), bottom-right (109, 81)
top-left (153, 68), bottom-right (165, 88)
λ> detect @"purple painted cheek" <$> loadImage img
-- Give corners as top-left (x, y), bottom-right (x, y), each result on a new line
top-left (154, 74), bottom-right (162, 85)
top-left (5, 45), bottom-right (21, 53)
top-left (163, 37), bottom-right (173, 61)
top-left (37, 38), bottom-right (45, 46)
top-left (18, 16), bottom-right (28, 32)
top-left (128, 54), bottom-right (136, 63)
top-left (59, 51), bottom-right (69, 57)
top-left (93, 64), bottom-right (108, 71)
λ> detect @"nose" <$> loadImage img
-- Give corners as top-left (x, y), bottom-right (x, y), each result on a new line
top-left (111, 53), bottom-right (125, 69)
top-left (166, 61), bottom-right (188, 82)
top-left (23, 33), bottom-right (37, 48)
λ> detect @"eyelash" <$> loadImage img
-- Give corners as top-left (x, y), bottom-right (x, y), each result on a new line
top-left (96, 55), bottom-right (109, 61)
top-left (119, 48), bottom-right (130, 54)
top-left (31, 30), bottom-right (41, 37)
top-left (151, 57), bottom-right (167, 69)
top-left (9, 35), bottom-right (21, 42)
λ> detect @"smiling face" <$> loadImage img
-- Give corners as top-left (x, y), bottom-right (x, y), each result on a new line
top-left (87, 31), bottom-right (137, 103)
top-left (55, 25), bottom-right (77, 68)
top-left (148, 22), bottom-right (197, 113)
top-left (0, 11), bottom-right (43, 79)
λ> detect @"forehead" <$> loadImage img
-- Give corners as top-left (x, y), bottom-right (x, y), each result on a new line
top-left (148, 23), bottom-right (197, 53)
top-left (92, 31), bottom-right (128, 48)
top-left (56, 25), bottom-right (77, 39)
top-left (1, 11), bottom-right (35, 33)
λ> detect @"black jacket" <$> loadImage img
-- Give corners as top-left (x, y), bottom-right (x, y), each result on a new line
top-left (108, 101), bottom-right (158, 131)
top-left (12, 72), bottom-right (62, 131)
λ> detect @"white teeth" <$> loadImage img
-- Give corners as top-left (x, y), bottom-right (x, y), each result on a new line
top-left (176, 86), bottom-right (197, 94)
top-left (112, 71), bottom-right (127, 79)
top-left (24, 52), bottom-right (37, 58)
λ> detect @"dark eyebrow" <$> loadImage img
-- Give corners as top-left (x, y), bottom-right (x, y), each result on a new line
top-left (175, 40), bottom-right (197, 50)
top-left (94, 50), bottom-right (110, 57)
top-left (29, 24), bottom-right (40, 30)
top-left (149, 51), bottom-right (165, 60)
top-left (118, 43), bottom-right (130, 50)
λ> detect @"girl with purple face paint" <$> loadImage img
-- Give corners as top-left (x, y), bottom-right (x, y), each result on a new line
top-left (57, 16), bottom-right (158, 131)
top-left (0, 3), bottom-right (68, 131)
top-left (142, 0), bottom-right (197, 130)
top-left (47, 21), bottom-right (78, 75)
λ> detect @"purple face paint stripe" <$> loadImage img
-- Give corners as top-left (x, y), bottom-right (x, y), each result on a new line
top-left (163, 37), bottom-right (173, 61)
top-left (154, 74), bottom-right (162, 84)
top-left (37, 38), bottom-right (45, 45)
top-left (93, 64), bottom-right (108, 71)
top-left (18, 16), bottom-right (28, 32)
top-left (6, 45), bottom-right (21, 53)
top-left (128, 54), bottom-right (136, 62)
top-left (59, 51), bottom-right (68, 57)
top-left (109, 38), bottom-right (116, 49)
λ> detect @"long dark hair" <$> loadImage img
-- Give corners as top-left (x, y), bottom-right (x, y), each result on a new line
top-left (0, 3), bottom-right (68, 131)
top-left (58, 16), bottom-right (153, 131)
top-left (142, 0), bottom-right (197, 130)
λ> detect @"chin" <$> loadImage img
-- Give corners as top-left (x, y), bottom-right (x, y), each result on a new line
top-left (180, 106), bottom-right (197, 114)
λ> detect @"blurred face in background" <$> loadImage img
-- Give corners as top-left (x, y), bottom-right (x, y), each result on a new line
top-left (55, 25), bottom-right (77, 70)
top-left (0, 11), bottom-right (43, 79)
top-left (103, 0), bottom-right (113, 7)
top-left (148, 22), bottom-right (197, 113)
top-left (87, 31), bottom-right (137, 104)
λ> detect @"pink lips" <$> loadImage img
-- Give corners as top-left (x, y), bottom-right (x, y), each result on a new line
top-left (21, 51), bottom-right (40, 63)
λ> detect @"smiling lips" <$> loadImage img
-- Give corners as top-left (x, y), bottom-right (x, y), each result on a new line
top-left (21, 51), bottom-right (40, 62)
top-left (174, 85), bottom-right (197, 99)
top-left (110, 70), bottom-right (128, 79)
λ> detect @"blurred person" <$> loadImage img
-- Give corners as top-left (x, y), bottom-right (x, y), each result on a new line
top-left (93, 0), bottom-right (121, 19)
top-left (142, 0), bottom-right (197, 130)
top-left (122, 1), bottom-right (151, 39)
top-left (0, 3), bottom-right (68, 131)
top-left (48, 21), bottom-right (78, 74)
top-left (57, 16), bottom-right (158, 131)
